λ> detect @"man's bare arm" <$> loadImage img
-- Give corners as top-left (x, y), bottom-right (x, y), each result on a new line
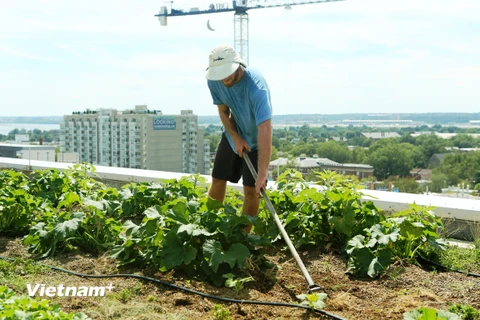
top-left (217, 104), bottom-right (238, 137)
top-left (217, 104), bottom-right (250, 156)
top-left (256, 119), bottom-right (272, 193)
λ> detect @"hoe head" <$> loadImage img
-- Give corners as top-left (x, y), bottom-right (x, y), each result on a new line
top-left (307, 284), bottom-right (324, 293)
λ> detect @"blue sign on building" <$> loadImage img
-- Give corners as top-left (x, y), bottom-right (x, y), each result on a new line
top-left (153, 117), bottom-right (176, 130)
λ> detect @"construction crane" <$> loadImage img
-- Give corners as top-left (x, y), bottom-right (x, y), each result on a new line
top-left (155, 0), bottom-right (344, 65)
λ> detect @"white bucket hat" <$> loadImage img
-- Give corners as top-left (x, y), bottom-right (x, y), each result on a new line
top-left (205, 44), bottom-right (247, 81)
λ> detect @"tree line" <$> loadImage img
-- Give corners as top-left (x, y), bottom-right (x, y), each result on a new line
top-left (0, 128), bottom-right (60, 143)
top-left (204, 124), bottom-right (480, 193)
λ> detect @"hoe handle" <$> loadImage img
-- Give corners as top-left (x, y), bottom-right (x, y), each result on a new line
top-left (243, 152), bottom-right (322, 293)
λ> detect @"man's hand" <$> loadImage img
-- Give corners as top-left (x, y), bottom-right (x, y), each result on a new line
top-left (233, 136), bottom-right (250, 157)
top-left (255, 171), bottom-right (268, 196)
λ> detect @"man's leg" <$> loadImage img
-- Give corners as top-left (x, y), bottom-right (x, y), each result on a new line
top-left (241, 151), bottom-right (263, 233)
top-left (243, 185), bottom-right (260, 233)
top-left (209, 133), bottom-right (242, 204)
top-left (208, 177), bottom-right (227, 203)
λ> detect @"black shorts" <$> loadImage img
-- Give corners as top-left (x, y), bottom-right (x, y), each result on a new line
top-left (211, 133), bottom-right (258, 187)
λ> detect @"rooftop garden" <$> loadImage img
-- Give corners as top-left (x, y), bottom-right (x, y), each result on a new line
top-left (0, 164), bottom-right (479, 319)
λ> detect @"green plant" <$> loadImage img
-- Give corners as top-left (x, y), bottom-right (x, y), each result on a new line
top-left (147, 295), bottom-right (156, 302)
top-left (114, 283), bottom-right (142, 303)
top-left (0, 286), bottom-right (91, 319)
top-left (23, 210), bottom-right (85, 258)
top-left (222, 273), bottom-right (254, 293)
top-left (27, 163), bottom-right (104, 207)
top-left (346, 204), bottom-right (447, 278)
top-left (404, 307), bottom-right (459, 319)
top-left (296, 292), bottom-right (327, 310)
top-left (110, 178), bottom-right (270, 286)
top-left (436, 244), bottom-right (480, 275)
top-left (23, 206), bottom-right (122, 258)
top-left (212, 304), bottom-right (232, 320)
top-left (255, 169), bottom-right (385, 250)
top-left (0, 170), bottom-right (39, 235)
top-left (119, 174), bottom-right (208, 219)
top-left (448, 304), bottom-right (480, 320)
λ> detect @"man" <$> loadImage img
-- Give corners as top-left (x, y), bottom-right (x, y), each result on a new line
top-left (205, 44), bottom-right (273, 233)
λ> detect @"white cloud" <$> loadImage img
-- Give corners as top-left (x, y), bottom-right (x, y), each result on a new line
top-left (0, 45), bottom-right (55, 61)
top-left (0, 0), bottom-right (479, 116)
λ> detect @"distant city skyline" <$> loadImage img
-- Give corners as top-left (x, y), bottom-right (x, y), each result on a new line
top-left (1, 0), bottom-right (479, 117)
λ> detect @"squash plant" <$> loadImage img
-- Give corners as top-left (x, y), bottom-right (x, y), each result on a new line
top-left (111, 191), bottom-right (270, 286)
top-left (0, 170), bottom-right (39, 235)
top-left (0, 286), bottom-right (90, 320)
top-left (254, 169), bottom-right (385, 250)
top-left (346, 204), bottom-right (447, 278)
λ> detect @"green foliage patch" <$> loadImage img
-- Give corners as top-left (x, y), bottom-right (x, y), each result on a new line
top-left (0, 286), bottom-right (90, 320)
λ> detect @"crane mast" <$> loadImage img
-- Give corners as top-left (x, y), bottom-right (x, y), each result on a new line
top-left (234, 5), bottom-right (249, 64)
top-left (155, 0), bottom-right (343, 65)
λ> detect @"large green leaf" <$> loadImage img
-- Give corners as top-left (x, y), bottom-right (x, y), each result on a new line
top-left (367, 248), bottom-right (392, 278)
top-left (369, 224), bottom-right (400, 245)
top-left (177, 223), bottom-right (216, 237)
top-left (203, 240), bottom-right (250, 273)
top-left (347, 246), bottom-right (375, 276)
top-left (330, 205), bottom-right (355, 237)
top-left (159, 232), bottom-right (197, 270)
top-left (57, 191), bottom-right (81, 208)
top-left (144, 206), bottom-right (161, 219)
top-left (398, 219), bottom-right (425, 239)
top-left (206, 197), bottom-right (223, 212)
top-left (168, 202), bottom-right (190, 224)
top-left (346, 235), bottom-right (365, 254)
top-left (53, 212), bottom-right (84, 237)
top-left (404, 307), bottom-right (460, 320)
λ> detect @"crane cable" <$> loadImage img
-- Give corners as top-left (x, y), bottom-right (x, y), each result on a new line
top-left (0, 255), bottom-right (346, 320)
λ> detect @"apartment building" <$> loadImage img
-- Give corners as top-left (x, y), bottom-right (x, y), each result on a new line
top-left (60, 106), bottom-right (210, 174)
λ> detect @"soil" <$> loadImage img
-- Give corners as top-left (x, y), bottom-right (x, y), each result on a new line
top-left (1, 236), bottom-right (479, 320)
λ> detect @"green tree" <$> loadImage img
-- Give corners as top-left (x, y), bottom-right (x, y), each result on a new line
top-left (435, 151), bottom-right (480, 186)
top-left (272, 136), bottom-right (280, 149)
top-left (414, 134), bottom-right (449, 164)
top-left (298, 125), bottom-right (310, 139)
top-left (368, 139), bottom-right (413, 179)
top-left (316, 141), bottom-right (350, 163)
top-left (391, 177), bottom-right (419, 194)
top-left (347, 135), bottom-right (368, 147)
top-left (428, 172), bottom-right (448, 193)
top-left (451, 134), bottom-right (476, 148)
top-left (206, 134), bottom-right (221, 153)
top-left (349, 147), bottom-right (369, 164)
top-left (290, 141), bottom-right (316, 157)
top-left (399, 143), bottom-right (425, 168)
top-left (271, 146), bottom-right (279, 161)
top-left (344, 131), bottom-right (354, 140)
top-left (399, 132), bottom-right (416, 145)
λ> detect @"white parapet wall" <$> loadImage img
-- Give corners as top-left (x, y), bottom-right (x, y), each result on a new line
top-left (360, 189), bottom-right (480, 222)
top-left (1, 157), bottom-right (479, 224)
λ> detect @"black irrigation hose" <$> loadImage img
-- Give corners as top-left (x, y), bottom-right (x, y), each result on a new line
top-left (0, 255), bottom-right (346, 320)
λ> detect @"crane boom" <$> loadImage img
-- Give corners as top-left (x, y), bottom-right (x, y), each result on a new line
top-left (155, 0), bottom-right (343, 64)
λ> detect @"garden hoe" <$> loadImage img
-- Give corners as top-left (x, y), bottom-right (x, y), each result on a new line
top-left (243, 152), bottom-right (323, 293)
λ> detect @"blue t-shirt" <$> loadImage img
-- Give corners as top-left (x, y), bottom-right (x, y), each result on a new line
top-left (207, 68), bottom-right (272, 153)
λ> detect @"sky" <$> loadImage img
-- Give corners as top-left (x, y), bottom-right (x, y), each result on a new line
top-left (1, 0), bottom-right (479, 117)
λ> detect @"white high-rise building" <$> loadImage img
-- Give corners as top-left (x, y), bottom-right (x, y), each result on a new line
top-left (60, 106), bottom-right (210, 174)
